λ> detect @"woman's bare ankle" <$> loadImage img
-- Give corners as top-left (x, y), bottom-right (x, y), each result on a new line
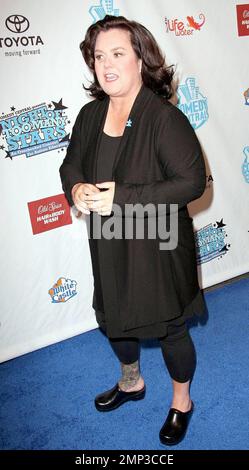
top-left (171, 396), bottom-right (192, 412)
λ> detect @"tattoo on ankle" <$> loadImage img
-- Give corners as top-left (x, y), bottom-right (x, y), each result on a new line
top-left (119, 360), bottom-right (140, 391)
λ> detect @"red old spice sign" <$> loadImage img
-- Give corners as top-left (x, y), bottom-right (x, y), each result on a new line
top-left (28, 194), bottom-right (72, 235)
top-left (236, 4), bottom-right (249, 36)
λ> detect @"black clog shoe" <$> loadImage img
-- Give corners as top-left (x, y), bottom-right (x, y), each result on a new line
top-left (159, 401), bottom-right (194, 446)
top-left (95, 383), bottom-right (146, 412)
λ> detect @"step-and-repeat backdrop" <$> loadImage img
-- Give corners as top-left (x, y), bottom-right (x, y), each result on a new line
top-left (1, 0), bottom-right (248, 362)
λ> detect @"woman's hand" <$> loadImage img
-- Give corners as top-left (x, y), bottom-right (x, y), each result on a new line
top-left (71, 183), bottom-right (100, 215)
top-left (85, 182), bottom-right (115, 216)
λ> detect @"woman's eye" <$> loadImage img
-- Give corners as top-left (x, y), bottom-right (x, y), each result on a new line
top-left (114, 52), bottom-right (122, 57)
top-left (95, 55), bottom-right (103, 61)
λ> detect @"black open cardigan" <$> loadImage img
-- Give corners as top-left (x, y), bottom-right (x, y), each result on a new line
top-left (59, 84), bottom-right (206, 336)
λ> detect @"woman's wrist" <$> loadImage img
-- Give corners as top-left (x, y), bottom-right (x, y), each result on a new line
top-left (71, 182), bottom-right (83, 200)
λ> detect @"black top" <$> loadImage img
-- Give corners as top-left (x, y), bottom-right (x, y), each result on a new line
top-left (92, 131), bottom-right (207, 339)
top-left (96, 132), bottom-right (122, 182)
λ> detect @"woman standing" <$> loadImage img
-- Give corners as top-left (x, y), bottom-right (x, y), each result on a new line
top-left (60, 15), bottom-right (206, 446)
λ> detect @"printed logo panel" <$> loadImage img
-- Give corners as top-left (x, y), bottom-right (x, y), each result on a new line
top-left (49, 277), bottom-right (77, 303)
top-left (236, 4), bottom-right (249, 36)
top-left (164, 13), bottom-right (206, 36)
top-left (0, 99), bottom-right (70, 159)
top-left (177, 77), bottom-right (209, 129)
top-left (243, 87), bottom-right (249, 105)
top-left (195, 219), bottom-right (230, 265)
top-left (89, 0), bottom-right (119, 23)
top-left (242, 146), bottom-right (249, 183)
top-left (28, 194), bottom-right (72, 235)
top-left (1, 14), bottom-right (44, 55)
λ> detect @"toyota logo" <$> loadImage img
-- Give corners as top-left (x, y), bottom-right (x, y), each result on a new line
top-left (5, 15), bottom-right (30, 33)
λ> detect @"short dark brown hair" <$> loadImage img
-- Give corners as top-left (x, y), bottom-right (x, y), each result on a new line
top-left (80, 15), bottom-right (174, 100)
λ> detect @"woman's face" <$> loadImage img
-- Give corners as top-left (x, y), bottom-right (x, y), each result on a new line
top-left (94, 28), bottom-right (142, 98)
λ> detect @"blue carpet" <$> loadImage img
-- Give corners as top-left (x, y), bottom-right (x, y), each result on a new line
top-left (0, 277), bottom-right (248, 450)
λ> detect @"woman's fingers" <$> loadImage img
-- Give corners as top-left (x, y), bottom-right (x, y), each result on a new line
top-left (81, 208), bottom-right (91, 215)
top-left (99, 209), bottom-right (111, 216)
top-left (84, 193), bottom-right (105, 202)
top-left (73, 182), bottom-right (114, 216)
top-left (74, 200), bottom-right (90, 214)
top-left (85, 183), bottom-right (100, 193)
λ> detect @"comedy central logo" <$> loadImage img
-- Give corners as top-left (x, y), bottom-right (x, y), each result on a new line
top-left (195, 219), bottom-right (230, 265)
top-left (89, 0), bottom-right (119, 23)
top-left (0, 99), bottom-right (70, 159)
top-left (177, 77), bottom-right (209, 129)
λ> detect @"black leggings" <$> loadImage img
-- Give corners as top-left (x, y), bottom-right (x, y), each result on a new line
top-left (109, 320), bottom-right (196, 383)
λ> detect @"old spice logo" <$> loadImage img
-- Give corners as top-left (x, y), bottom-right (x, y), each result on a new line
top-left (28, 194), bottom-right (72, 235)
top-left (164, 13), bottom-right (205, 36)
top-left (236, 4), bottom-right (249, 36)
top-left (38, 202), bottom-right (62, 214)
